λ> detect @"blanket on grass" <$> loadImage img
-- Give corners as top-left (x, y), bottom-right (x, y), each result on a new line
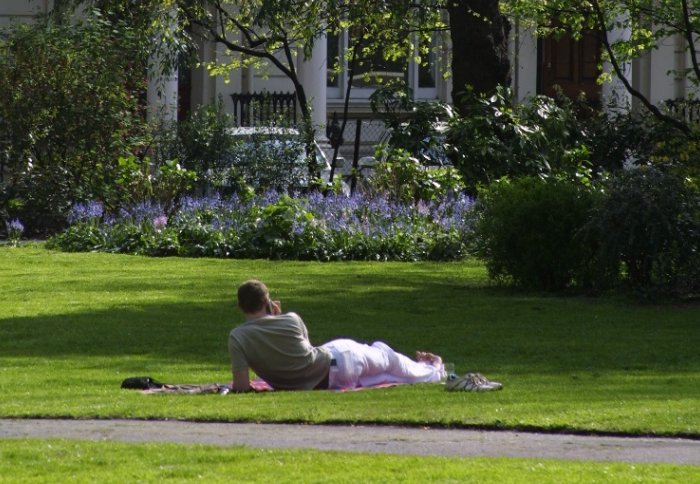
top-left (120, 376), bottom-right (399, 394)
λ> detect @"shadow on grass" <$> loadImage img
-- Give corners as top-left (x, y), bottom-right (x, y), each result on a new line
top-left (2, 278), bottom-right (700, 377)
top-left (0, 302), bottom-right (231, 362)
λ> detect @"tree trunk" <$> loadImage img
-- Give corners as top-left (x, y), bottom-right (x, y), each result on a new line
top-left (447, 0), bottom-right (511, 114)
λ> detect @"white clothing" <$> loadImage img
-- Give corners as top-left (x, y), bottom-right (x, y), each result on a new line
top-left (321, 339), bottom-right (444, 389)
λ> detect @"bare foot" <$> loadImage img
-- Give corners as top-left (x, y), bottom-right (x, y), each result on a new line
top-left (416, 351), bottom-right (443, 366)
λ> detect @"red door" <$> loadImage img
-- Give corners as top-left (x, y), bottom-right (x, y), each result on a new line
top-left (541, 29), bottom-right (602, 104)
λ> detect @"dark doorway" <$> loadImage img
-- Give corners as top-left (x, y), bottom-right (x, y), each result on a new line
top-left (540, 28), bottom-right (602, 104)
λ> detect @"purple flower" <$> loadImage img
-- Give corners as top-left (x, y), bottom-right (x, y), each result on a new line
top-left (259, 190), bottom-right (280, 207)
top-left (416, 200), bottom-right (430, 216)
top-left (119, 201), bottom-right (164, 225)
top-left (6, 218), bottom-right (24, 245)
top-left (68, 201), bottom-right (104, 224)
top-left (292, 219), bottom-right (306, 236)
top-left (59, 187), bottom-right (474, 260)
top-left (6, 218), bottom-right (24, 233)
top-left (153, 215), bottom-right (168, 231)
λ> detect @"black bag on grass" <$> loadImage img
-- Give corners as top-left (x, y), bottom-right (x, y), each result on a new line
top-left (120, 376), bottom-right (165, 390)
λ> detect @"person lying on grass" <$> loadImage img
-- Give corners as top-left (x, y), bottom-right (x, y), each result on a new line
top-left (229, 279), bottom-right (446, 392)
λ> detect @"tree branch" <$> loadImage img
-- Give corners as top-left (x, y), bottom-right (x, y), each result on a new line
top-left (328, 40), bottom-right (361, 184)
top-left (681, 0), bottom-right (700, 84)
top-left (206, 26), bottom-right (297, 82)
top-left (590, 0), bottom-right (690, 134)
top-left (212, 2), bottom-right (268, 49)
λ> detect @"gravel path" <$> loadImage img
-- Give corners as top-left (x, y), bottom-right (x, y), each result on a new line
top-left (2, 419), bottom-right (699, 465)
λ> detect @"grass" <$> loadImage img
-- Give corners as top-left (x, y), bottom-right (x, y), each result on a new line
top-left (1, 439), bottom-right (697, 483)
top-left (0, 244), bottom-right (699, 438)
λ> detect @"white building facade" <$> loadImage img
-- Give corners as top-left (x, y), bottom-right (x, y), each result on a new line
top-left (3, 0), bottom-right (695, 151)
top-left (510, 19), bottom-right (696, 110)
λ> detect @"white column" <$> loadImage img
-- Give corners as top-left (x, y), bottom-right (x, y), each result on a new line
top-left (147, 63), bottom-right (178, 123)
top-left (297, 34), bottom-right (328, 136)
top-left (510, 21), bottom-right (538, 102)
top-left (631, 50), bottom-right (651, 113)
top-left (601, 19), bottom-right (632, 111)
top-left (649, 36), bottom-right (676, 105)
top-left (242, 65), bottom-right (255, 93)
top-left (147, 11), bottom-right (179, 123)
top-left (678, 34), bottom-right (694, 99)
top-left (189, 31), bottom-right (217, 109)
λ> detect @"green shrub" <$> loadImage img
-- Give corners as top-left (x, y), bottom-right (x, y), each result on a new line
top-left (580, 108), bottom-right (653, 173)
top-left (175, 97), bottom-right (239, 194)
top-left (227, 133), bottom-right (309, 192)
top-left (113, 155), bottom-right (197, 216)
top-left (0, 13), bottom-right (148, 234)
top-left (46, 224), bottom-right (106, 253)
top-left (368, 149), bottom-right (465, 204)
top-left (472, 176), bottom-right (597, 291)
top-left (366, 87), bottom-right (466, 203)
top-left (370, 84), bottom-right (454, 167)
top-left (583, 167), bottom-right (700, 295)
top-left (647, 121), bottom-right (700, 180)
top-left (446, 88), bottom-right (593, 196)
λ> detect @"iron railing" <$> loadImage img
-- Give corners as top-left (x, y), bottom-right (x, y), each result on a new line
top-left (230, 92), bottom-right (297, 127)
top-left (664, 99), bottom-right (700, 123)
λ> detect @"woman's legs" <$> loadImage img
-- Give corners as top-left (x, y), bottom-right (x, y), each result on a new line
top-left (322, 339), bottom-right (444, 389)
top-left (360, 341), bottom-right (444, 386)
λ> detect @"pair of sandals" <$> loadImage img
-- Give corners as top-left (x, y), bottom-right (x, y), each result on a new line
top-left (444, 372), bottom-right (503, 392)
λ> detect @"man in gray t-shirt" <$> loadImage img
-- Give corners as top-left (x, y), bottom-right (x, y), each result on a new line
top-left (229, 279), bottom-right (445, 392)
top-left (229, 311), bottom-right (332, 390)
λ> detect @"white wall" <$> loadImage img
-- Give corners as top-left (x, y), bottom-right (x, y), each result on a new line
top-left (251, 60), bottom-right (296, 93)
top-left (511, 22), bottom-right (538, 102)
top-left (189, 30), bottom-right (218, 109)
top-left (0, 0), bottom-right (53, 27)
top-left (601, 21), bottom-right (633, 109)
top-left (648, 35), bottom-right (677, 105)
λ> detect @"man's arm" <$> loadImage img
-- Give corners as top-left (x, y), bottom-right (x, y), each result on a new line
top-left (232, 368), bottom-right (251, 392)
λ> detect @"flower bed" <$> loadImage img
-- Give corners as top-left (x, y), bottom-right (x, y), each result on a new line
top-left (48, 191), bottom-right (474, 261)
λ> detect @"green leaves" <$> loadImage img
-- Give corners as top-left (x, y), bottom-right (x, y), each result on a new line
top-left (584, 167), bottom-right (700, 293)
top-left (445, 87), bottom-right (593, 195)
top-left (0, 12), bottom-right (148, 232)
top-left (472, 176), bottom-right (598, 291)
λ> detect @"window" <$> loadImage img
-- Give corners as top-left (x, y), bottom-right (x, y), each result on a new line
top-left (327, 31), bottom-right (439, 100)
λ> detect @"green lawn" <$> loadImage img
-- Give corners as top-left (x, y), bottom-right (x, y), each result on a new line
top-left (1, 439), bottom-right (696, 483)
top-left (1, 245), bottom-right (699, 437)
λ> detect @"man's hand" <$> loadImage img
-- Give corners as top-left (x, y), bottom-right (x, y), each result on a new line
top-left (270, 299), bottom-right (282, 315)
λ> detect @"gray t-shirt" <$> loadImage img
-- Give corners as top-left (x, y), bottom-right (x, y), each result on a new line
top-left (228, 312), bottom-right (332, 390)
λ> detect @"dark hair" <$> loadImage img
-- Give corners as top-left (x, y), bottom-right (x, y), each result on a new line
top-left (237, 279), bottom-right (269, 313)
